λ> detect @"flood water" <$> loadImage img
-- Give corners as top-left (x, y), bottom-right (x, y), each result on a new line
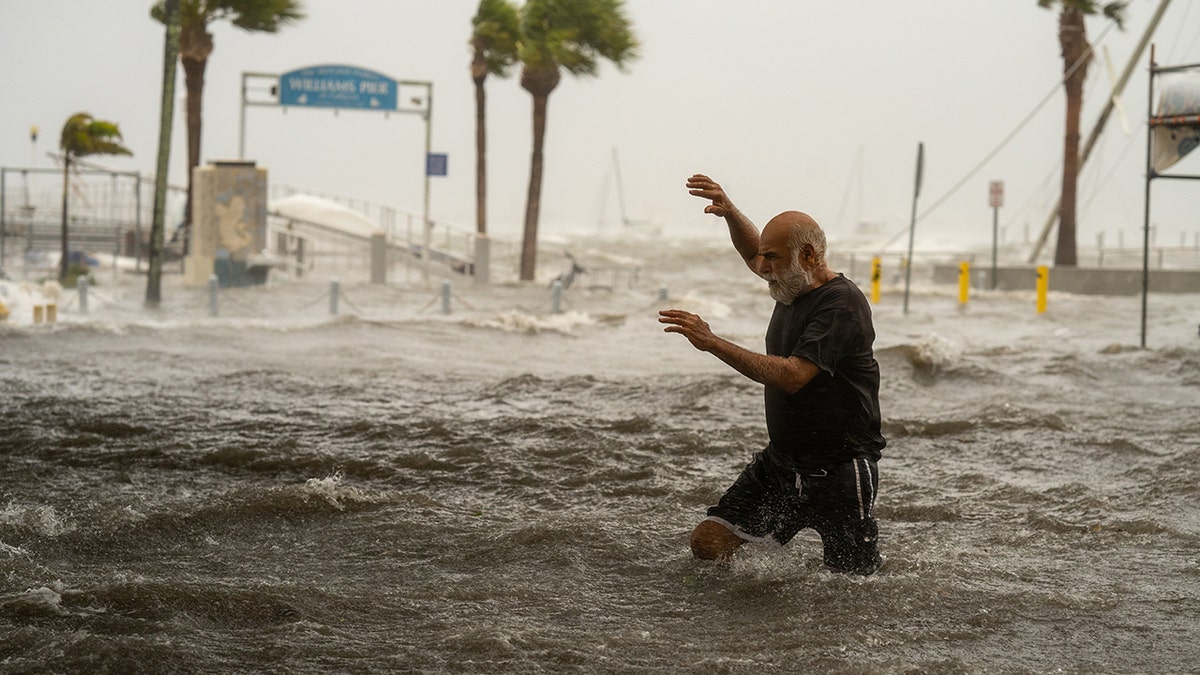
top-left (2, 236), bottom-right (1199, 673)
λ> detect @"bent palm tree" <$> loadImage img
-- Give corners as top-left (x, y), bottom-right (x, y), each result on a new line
top-left (471, 0), bottom-right (521, 238)
top-left (1038, 0), bottom-right (1127, 267)
top-left (517, 0), bottom-right (638, 281)
top-left (58, 113), bottom-right (132, 282)
top-left (150, 0), bottom-right (303, 251)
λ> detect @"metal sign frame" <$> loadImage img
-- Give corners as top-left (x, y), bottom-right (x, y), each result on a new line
top-left (1140, 47), bottom-right (1200, 347)
top-left (238, 65), bottom-right (437, 280)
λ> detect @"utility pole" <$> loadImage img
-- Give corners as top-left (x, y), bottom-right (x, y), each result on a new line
top-left (146, 0), bottom-right (180, 307)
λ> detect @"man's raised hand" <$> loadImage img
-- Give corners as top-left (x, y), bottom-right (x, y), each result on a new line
top-left (686, 174), bottom-right (734, 219)
top-left (659, 309), bottom-right (717, 352)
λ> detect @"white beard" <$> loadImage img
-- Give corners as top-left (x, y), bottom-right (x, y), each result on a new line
top-left (764, 258), bottom-right (814, 305)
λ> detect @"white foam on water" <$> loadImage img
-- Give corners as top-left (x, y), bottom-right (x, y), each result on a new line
top-left (660, 292), bottom-right (733, 319)
top-left (466, 309), bottom-right (596, 335)
top-left (0, 501), bottom-right (73, 537)
top-left (912, 332), bottom-right (964, 372)
top-left (2, 586), bottom-right (65, 615)
top-left (0, 540), bottom-right (29, 558)
top-left (302, 473), bottom-right (364, 510)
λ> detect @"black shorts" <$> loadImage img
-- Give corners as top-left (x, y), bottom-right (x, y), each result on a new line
top-left (705, 451), bottom-right (882, 575)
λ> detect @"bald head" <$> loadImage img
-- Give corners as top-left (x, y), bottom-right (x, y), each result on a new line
top-left (761, 211), bottom-right (828, 266)
top-left (755, 211), bottom-right (833, 302)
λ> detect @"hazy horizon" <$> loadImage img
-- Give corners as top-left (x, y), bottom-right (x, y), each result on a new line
top-left (3, 0), bottom-right (1200, 254)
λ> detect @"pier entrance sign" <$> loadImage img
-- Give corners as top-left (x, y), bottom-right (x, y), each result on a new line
top-left (279, 65), bottom-right (398, 111)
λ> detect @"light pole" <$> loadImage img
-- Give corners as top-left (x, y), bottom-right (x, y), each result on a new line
top-left (27, 125), bottom-right (38, 205)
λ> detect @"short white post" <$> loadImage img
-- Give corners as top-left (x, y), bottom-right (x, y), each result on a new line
top-left (208, 275), bottom-right (219, 317)
top-left (78, 276), bottom-right (89, 314)
top-left (551, 279), bottom-right (563, 314)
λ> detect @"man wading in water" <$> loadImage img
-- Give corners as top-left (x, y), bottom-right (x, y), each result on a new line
top-left (659, 174), bottom-right (886, 575)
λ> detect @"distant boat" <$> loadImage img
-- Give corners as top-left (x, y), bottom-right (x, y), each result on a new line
top-left (597, 147), bottom-right (662, 237)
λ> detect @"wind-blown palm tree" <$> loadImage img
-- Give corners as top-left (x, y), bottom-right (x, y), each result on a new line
top-left (517, 0), bottom-right (638, 281)
top-left (150, 0), bottom-right (303, 250)
top-left (1038, 0), bottom-right (1127, 267)
top-left (471, 0), bottom-right (521, 238)
top-left (58, 113), bottom-right (132, 282)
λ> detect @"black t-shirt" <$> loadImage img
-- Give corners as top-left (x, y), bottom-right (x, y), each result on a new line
top-left (763, 274), bottom-right (885, 472)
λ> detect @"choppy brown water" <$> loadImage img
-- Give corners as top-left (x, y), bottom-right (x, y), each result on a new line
top-left (2, 238), bottom-right (1199, 673)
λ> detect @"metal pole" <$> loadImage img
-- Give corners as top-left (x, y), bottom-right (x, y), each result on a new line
top-left (1, 169), bottom-right (6, 267)
top-left (991, 205), bottom-right (999, 290)
top-left (1141, 45), bottom-right (1155, 349)
top-left (902, 142), bottom-right (924, 315)
top-left (239, 72), bottom-right (247, 160)
top-left (135, 173), bottom-right (143, 273)
top-left (422, 82), bottom-right (434, 285)
top-left (146, 0), bottom-right (180, 308)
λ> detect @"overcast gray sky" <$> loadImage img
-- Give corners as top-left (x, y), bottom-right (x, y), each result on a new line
top-left (2, 0), bottom-right (1199, 252)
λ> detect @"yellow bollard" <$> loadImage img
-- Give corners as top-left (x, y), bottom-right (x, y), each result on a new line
top-left (870, 256), bottom-right (881, 304)
top-left (958, 261), bottom-right (970, 305)
top-left (33, 305), bottom-right (44, 324)
top-left (46, 303), bottom-right (57, 323)
top-left (1036, 265), bottom-right (1049, 314)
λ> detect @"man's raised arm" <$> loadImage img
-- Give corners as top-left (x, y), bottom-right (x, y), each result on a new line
top-left (686, 174), bottom-right (761, 273)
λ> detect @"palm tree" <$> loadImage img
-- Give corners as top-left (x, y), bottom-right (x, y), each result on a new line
top-left (517, 0), bottom-right (638, 281)
top-left (1038, 0), bottom-right (1127, 267)
top-left (58, 113), bottom-right (132, 283)
top-left (150, 0), bottom-right (303, 252)
top-left (471, 0), bottom-right (521, 238)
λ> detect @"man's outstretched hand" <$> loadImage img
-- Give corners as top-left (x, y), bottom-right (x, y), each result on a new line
top-left (659, 309), bottom-right (717, 352)
top-left (686, 174), bottom-right (734, 219)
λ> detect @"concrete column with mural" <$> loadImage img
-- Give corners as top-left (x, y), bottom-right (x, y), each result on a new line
top-left (184, 161), bottom-right (270, 287)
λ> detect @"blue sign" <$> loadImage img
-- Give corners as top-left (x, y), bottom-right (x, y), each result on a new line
top-left (279, 65), bottom-right (398, 110)
top-left (427, 153), bottom-right (448, 177)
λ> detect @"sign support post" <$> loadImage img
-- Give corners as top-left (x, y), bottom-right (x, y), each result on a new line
top-left (989, 180), bottom-right (1004, 290)
top-left (902, 142), bottom-right (924, 315)
top-left (421, 82), bottom-right (433, 284)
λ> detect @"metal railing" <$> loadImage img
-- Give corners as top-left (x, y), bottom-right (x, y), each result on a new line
top-left (267, 184), bottom-right (522, 280)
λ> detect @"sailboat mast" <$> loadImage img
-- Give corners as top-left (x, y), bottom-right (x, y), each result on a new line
top-left (612, 147), bottom-right (629, 226)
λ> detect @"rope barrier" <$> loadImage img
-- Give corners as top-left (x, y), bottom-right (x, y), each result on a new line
top-left (9, 271), bottom-right (678, 323)
top-left (297, 289), bottom-right (331, 311)
top-left (337, 290), bottom-right (365, 315)
top-left (417, 294), bottom-right (441, 313)
top-left (210, 289), bottom-right (267, 315)
top-left (451, 293), bottom-right (476, 310)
